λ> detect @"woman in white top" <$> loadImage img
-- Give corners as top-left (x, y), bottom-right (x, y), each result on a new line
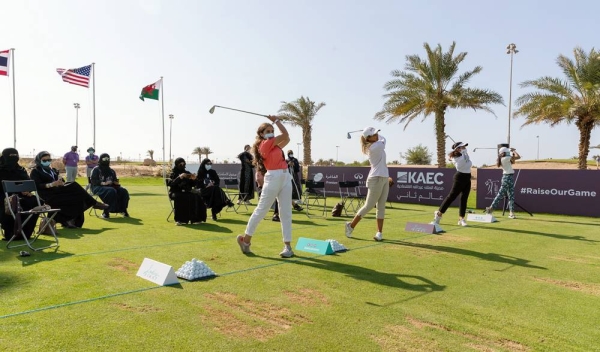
top-left (485, 147), bottom-right (521, 219)
top-left (345, 127), bottom-right (389, 241)
top-left (432, 142), bottom-right (472, 227)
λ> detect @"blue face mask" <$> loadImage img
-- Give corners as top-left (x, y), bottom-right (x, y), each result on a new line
top-left (205, 165), bottom-right (212, 170)
top-left (264, 133), bottom-right (274, 139)
top-left (41, 161), bottom-right (51, 167)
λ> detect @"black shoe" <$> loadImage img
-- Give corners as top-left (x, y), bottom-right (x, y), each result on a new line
top-left (272, 214), bottom-right (280, 222)
top-left (226, 200), bottom-right (234, 207)
top-left (212, 214), bottom-right (218, 221)
top-left (102, 211), bottom-right (110, 219)
top-left (122, 211), bottom-right (130, 218)
top-left (64, 220), bottom-right (77, 229)
top-left (294, 204), bottom-right (304, 211)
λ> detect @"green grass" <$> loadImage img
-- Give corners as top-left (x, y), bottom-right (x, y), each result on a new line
top-left (1, 180), bottom-right (600, 351)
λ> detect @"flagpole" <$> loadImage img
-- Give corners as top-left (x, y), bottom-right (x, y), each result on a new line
top-left (160, 76), bottom-right (165, 179)
top-left (92, 62), bottom-right (96, 150)
top-left (11, 48), bottom-right (16, 148)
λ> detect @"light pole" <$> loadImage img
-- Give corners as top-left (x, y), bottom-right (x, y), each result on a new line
top-left (536, 135), bottom-right (540, 160)
top-left (336, 145), bottom-right (340, 163)
top-left (73, 103), bottom-right (80, 147)
top-left (506, 43), bottom-right (518, 146)
top-left (168, 114), bottom-right (174, 164)
top-left (296, 142), bottom-right (302, 162)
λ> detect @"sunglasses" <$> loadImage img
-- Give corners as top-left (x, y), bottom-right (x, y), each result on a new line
top-left (41, 159), bottom-right (51, 162)
top-left (101, 157), bottom-right (110, 161)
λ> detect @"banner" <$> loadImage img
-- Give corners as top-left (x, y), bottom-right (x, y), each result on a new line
top-left (307, 166), bottom-right (460, 206)
top-left (476, 169), bottom-right (600, 217)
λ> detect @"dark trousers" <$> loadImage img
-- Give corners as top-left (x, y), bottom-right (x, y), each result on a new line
top-left (93, 186), bottom-right (130, 213)
top-left (439, 172), bottom-right (471, 217)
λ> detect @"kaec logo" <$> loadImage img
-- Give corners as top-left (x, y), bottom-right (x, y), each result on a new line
top-left (354, 173), bottom-right (364, 180)
top-left (397, 171), bottom-right (444, 185)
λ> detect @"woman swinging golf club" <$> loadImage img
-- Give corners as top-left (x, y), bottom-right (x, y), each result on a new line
top-left (484, 147), bottom-right (521, 218)
top-left (237, 115), bottom-right (295, 258)
top-left (344, 127), bottom-right (389, 241)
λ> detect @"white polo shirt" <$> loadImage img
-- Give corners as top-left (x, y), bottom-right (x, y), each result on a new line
top-left (500, 156), bottom-right (514, 174)
top-left (367, 135), bottom-right (388, 178)
top-left (453, 150), bottom-right (472, 173)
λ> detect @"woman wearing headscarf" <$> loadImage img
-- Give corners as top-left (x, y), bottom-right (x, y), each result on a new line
top-left (90, 153), bottom-right (130, 219)
top-left (197, 158), bottom-right (233, 221)
top-left (0, 148), bottom-right (39, 240)
top-left (30, 151), bottom-right (109, 228)
top-left (237, 145), bottom-right (255, 204)
top-left (168, 157), bottom-right (207, 225)
top-left (286, 149), bottom-right (304, 209)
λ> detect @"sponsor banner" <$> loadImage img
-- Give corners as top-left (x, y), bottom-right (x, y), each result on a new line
top-left (307, 166), bottom-right (460, 205)
top-left (476, 169), bottom-right (600, 217)
top-left (186, 163), bottom-right (240, 181)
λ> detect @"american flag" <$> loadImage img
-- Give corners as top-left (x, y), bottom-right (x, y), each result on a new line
top-left (56, 64), bottom-right (92, 88)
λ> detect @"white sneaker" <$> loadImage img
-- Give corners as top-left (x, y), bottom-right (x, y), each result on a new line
top-left (431, 211), bottom-right (442, 225)
top-left (345, 222), bottom-right (354, 238)
top-left (508, 213), bottom-right (516, 219)
top-left (236, 235), bottom-right (251, 254)
top-left (176, 221), bottom-right (184, 226)
top-left (373, 232), bottom-right (383, 241)
top-left (279, 246), bottom-right (294, 258)
top-left (457, 219), bottom-right (468, 227)
top-left (484, 207), bottom-right (493, 214)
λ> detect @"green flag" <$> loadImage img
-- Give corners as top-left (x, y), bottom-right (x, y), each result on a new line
top-left (139, 79), bottom-right (161, 101)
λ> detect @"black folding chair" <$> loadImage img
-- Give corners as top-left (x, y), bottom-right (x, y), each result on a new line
top-left (165, 178), bottom-right (174, 222)
top-left (303, 180), bottom-right (327, 218)
top-left (223, 179), bottom-right (248, 213)
top-left (338, 181), bottom-right (365, 216)
top-left (2, 180), bottom-right (60, 251)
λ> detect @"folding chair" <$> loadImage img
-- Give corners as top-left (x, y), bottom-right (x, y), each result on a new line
top-left (2, 180), bottom-right (60, 251)
top-left (223, 179), bottom-right (248, 213)
top-left (165, 178), bottom-right (174, 222)
top-left (338, 181), bottom-right (365, 216)
top-left (303, 180), bottom-right (327, 218)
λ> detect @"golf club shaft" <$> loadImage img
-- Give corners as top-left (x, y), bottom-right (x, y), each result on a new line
top-left (215, 105), bottom-right (268, 118)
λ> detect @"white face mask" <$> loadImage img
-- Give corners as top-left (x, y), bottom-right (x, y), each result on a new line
top-left (288, 154), bottom-right (293, 158)
top-left (205, 165), bottom-right (212, 170)
top-left (263, 133), bottom-right (274, 139)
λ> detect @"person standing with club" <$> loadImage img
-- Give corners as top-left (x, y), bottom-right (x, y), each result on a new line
top-left (237, 116), bottom-right (295, 258)
top-left (485, 147), bottom-right (521, 219)
top-left (431, 141), bottom-right (472, 227)
top-left (344, 127), bottom-right (389, 241)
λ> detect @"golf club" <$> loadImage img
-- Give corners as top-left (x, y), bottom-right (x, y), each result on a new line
top-left (208, 105), bottom-right (269, 118)
top-left (473, 147), bottom-right (497, 152)
top-left (347, 130), bottom-right (363, 139)
top-left (445, 134), bottom-right (456, 144)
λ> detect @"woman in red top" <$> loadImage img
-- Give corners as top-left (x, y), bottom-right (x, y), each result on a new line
top-left (237, 115), bottom-right (295, 258)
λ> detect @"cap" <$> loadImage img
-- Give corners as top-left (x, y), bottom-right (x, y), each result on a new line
top-left (499, 147), bottom-right (510, 154)
top-left (452, 142), bottom-right (468, 149)
top-left (72, 145), bottom-right (78, 149)
top-left (87, 147), bottom-right (95, 152)
top-left (362, 127), bottom-right (380, 138)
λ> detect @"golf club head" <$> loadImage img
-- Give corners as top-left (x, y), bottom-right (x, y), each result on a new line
top-left (209, 106), bottom-right (216, 114)
top-left (347, 133), bottom-right (351, 139)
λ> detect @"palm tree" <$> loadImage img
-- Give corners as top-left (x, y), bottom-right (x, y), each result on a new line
top-left (147, 149), bottom-right (154, 160)
top-left (192, 146), bottom-right (213, 162)
top-left (515, 47), bottom-right (600, 170)
top-left (374, 41), bottom-right (504, 167)
top-left (278, 96), bottom-right (326, 166)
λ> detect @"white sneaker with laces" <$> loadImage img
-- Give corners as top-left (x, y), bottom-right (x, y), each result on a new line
top-left (430, 211), bottom-right (442, 225)
top-left (508, 213), bottom-right (516, 219)
top-left (484, 207), bottom-right (493, 214)
top-left (457, 219), bottom-right (468, 227)
top-left (279, 246), bottom-right (294, 258)
top-left (373, 232), bottom-right (383, 241)
top-left (345, 222), bottom-right (354, 238)
top-left (236, 235), bottom-right (251, 254)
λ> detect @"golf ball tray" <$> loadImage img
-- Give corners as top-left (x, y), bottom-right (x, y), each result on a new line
top-left (175, 258), bottom-right (217, 281)
top-left (326, 239), bottom-right (348, 252)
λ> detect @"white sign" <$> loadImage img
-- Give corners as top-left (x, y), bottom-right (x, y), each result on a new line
top-left (466, 214), bottom-right (497, 223)
top-left (136, 258), bottom-right (179, 286)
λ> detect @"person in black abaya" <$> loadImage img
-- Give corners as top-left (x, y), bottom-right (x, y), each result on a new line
top-left (237, 145), bottom-right (255, 204)
top-left (197, 158), bottom-right (233, 221)
top-left (30, 151), bottom-right (109, 228)
top-left (168, 158), bottom-right (207, 225)
top-left (90, 153), bottom-right (130, 219)
top-left (0, 148), bottom-right (39, 241)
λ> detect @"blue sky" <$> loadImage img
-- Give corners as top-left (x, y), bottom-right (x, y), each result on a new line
top-left (1, 0), bottom-right (599, 167)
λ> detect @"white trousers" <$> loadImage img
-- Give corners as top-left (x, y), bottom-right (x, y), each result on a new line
top-left (245, 169), bottom-right (292, 242)
top-left (356, 176), bottom-right (389, 219)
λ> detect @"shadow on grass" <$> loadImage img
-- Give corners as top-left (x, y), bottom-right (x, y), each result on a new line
top-left (380, 239), bottom-right (547, 270)
top-left (130, 192), bottom-right (162, 197)
top-left (473, 225), bottom-right (600, 243)
top-left (291, 220), bottom-right (327, 226)
top-left (53, 227), bottom-right (112, 239)
top-left (213, 218), bottom-right (247, 225)
top-left (18, 248), bottom-right (75, 267)
top-left (258, 255), bottom-right (446, 294)
top-left (525, 217), bottom-right (600, 227)
top-left (104, 217), bottom-right (143, 225)
top-left (187, 223), bottom-right (233, 233)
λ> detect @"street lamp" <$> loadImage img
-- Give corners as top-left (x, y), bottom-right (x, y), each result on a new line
top-left (336, 145), bottom-right (340, 163)
top-left (168, 114), bottom-right (174, 164)
top-left (536, 135), bottom-right (540, 160)
top-left (73, 103), bottom-right (80, 147)
top-left (506, 43), bottom-right (518, 146)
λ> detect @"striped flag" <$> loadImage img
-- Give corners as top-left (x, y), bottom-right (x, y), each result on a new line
top-left (0, 50), bottom-right (9, 76)
top-left (56, 64), bottom-right (91, 87)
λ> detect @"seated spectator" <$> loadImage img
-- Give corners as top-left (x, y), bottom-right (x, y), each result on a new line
top-left (0, 148), bottom-right (39, 240)
top-left (30, 151), bottom-right (109, 229)
top-left (90, 153), bottom-right (130, 219)
top-left (169, 157), bottom-right (207, 225)
top-left (197, 158), bottom-right (233, 221)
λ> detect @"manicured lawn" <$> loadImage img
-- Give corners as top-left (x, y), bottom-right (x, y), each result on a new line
top-left (1, 178), bottom-right (599, 351)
